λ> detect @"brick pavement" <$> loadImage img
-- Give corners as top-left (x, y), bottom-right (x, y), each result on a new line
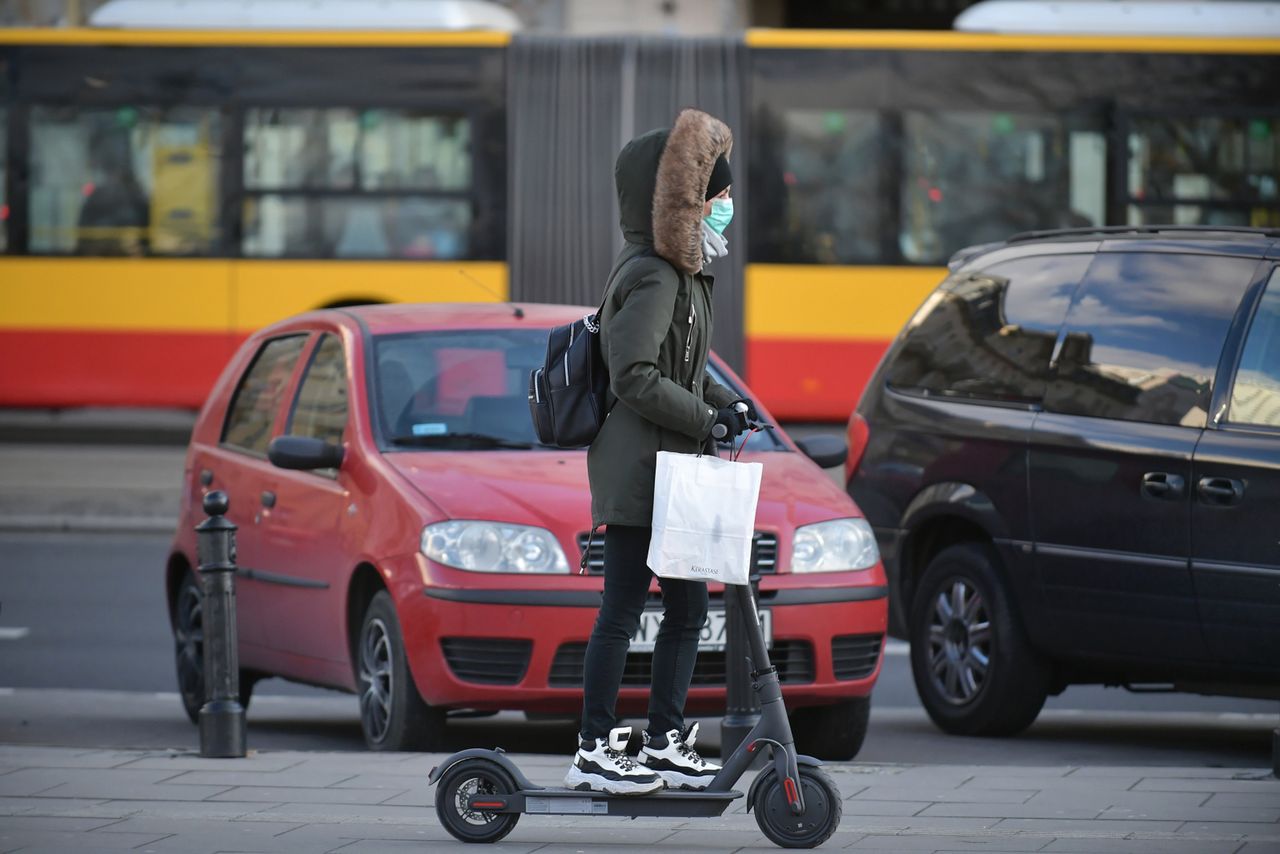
top-left (0, 745), bottom-right (1276, 853)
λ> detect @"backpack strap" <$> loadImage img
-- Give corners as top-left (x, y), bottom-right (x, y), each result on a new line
top-left (594, 247), bottom-right (658, 324)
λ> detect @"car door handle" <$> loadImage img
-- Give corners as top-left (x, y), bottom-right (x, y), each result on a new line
top-left (260, 490), bottom-right (277, 509)
top-left (1197, 476), bottom-right (1244, 506)
top-left (1141, 472), bottom-right (1185, 500)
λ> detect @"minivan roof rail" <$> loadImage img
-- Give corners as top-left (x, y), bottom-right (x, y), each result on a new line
top-left (1007, 224), bottom-right (1280, 243)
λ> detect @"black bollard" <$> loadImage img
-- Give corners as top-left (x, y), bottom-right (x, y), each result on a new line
top-left (720, 576), bottom-right (763, 765)
top-left (195, 490), bottom-right (246, 758)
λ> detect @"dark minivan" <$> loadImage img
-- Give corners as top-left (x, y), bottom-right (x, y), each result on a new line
top-left (848, 226), bottom-right (1280, 736)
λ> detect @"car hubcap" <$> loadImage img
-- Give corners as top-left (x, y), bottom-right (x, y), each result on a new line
top-left (174, 583), bottom-right (204, 702)
top-left (926, 578), bottom-right (991, 705)
top-left (359, 618), bottom-right (394, 743)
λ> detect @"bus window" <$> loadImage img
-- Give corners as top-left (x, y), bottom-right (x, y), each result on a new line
top-left (242, 195), bottom-right (471, 259)
top-left (242, 108), bottom-right (472, 258)
top-left (900, 112), bottom-right (1104, 264)
top-left (1126, 116), bottom-right (1280, 229)
top-left (28, 106), bottom-right (221, 256)
top-left (750, 108), bottom-right (883, 265)
top-left (1, 107), bottom-right (7, 253)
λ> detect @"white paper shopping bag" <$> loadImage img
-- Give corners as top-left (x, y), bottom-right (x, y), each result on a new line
top-left (647, 451), bottom-right (763, 585)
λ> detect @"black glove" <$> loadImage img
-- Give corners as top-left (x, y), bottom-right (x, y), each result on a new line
top-left (710, 405), bottom-right (750, 440)
top-left (731, 397), bottom-right (759, 423)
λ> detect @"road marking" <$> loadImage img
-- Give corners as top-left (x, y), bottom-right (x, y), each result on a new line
top-left (0, 627), bottom-right (30, 640)
top-left (884, 640), bottom-right (910, 656)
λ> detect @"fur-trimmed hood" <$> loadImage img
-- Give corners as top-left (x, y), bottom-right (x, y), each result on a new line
top-left (614, 109), bottom-right (733, 274)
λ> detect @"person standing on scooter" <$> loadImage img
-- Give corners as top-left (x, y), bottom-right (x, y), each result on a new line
top-left (565, 109), bottom-right (755, 795)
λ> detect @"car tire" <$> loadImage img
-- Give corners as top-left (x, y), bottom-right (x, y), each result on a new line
top-left (909, 543), bottom-right (1048, 736)
top-left (789, 696), bottom-right (871, 760)
top-left (173, 572), bottom-right (255, 725)
top-left (358, 590), bottom-right (446, 751)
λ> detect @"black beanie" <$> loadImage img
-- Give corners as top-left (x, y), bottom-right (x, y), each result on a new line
top-left (705, 154), bottom-right (732, 200)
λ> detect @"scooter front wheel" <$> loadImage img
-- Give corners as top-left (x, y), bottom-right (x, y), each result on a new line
top-left (435, 759), bottom-right (520, 844)
top-left (753, 765), bottom-right (842, 849)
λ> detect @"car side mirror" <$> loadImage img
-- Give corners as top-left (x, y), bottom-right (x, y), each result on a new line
top-left (268, 435), bottom-right (345, 471)
top-left (795, 434), bottom-right (848, 469)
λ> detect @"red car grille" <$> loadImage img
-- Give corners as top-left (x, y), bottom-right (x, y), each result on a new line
top-left (441, 638), bottom-right (533, 685)
top-left (831, 634), bottom-right (883, 681)
top-left (576, 532), bottom-right (778, 575)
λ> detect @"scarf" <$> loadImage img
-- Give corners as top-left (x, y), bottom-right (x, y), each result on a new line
top-left (700, 220), bottom-right (728, 268)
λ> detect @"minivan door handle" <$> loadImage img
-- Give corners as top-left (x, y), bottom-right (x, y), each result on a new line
top-left (1141, 472), bottom-right (1185, 500)
top-left (1196, 476), bottom-right (1244, 506)
top-left (260, 490), bottom-right (277, 509)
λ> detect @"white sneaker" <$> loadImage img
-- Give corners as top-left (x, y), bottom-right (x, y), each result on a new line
top-left (639, 722), bottom-right (720, 790)
top-left (563, 726), bottom-right (665, 795)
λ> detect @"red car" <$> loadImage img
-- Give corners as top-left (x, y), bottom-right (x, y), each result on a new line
top-left (166, 303), bottom-right (888, 758)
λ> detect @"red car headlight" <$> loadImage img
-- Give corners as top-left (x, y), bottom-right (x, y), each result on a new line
top-left (791, 518), bottom-right (879, 573)
top-left (420, 521), bottom-right (570, 574)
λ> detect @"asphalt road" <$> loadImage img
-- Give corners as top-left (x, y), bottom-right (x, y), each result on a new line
top-left (1, 531), bottom-right (1275, 768)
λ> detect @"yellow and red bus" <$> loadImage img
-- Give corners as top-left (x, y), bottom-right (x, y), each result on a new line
top-left (1, 26), bottom-right (1277, 418)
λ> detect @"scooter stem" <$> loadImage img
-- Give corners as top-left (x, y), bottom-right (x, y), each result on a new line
top-left (707, 584), bottom-right (807, 814)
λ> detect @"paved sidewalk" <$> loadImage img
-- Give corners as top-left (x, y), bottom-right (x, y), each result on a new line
top-left (0, 745), bottom-right (1276, 853)
top-left (0, 444), bottom-right (183, 533)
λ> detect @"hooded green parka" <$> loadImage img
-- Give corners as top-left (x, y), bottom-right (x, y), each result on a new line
top-left (587, 109), bottom-right (740, 527)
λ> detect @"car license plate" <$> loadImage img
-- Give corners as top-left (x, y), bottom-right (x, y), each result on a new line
top-left (629, 609), bottom-right (771, 653)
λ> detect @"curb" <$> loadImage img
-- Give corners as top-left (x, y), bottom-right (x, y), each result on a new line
top-left (0, 408), bottom-right (195, 447)
top-left (0, 514), bottom-right (177, 534)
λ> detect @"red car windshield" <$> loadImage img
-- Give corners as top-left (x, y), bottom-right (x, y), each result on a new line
top-left (372, 328), bottom-right (784, 452)
top-left (374, 329), bottom-right (546, 448)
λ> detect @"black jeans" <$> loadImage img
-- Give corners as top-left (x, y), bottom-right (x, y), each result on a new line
top-left (580, 524), bottom-right (709, 741)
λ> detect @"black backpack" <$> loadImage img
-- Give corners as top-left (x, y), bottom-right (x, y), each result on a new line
top-left (528, 251), bottom-right (652, 448)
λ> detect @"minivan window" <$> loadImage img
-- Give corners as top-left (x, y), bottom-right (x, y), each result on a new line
top-left (1228, 268), bottom-right (1280, 428)
top-left (222, 335), bottom-right (308, 455)
top-left (886, 254), bottom-right (1090, 404)
top-left (288, 334), bottom-right (348, 448)
top-left (1044, 253), bottom-right (1258, 428)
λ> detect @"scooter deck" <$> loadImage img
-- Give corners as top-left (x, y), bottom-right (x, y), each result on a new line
top-left (471, 786), bottom-right (744, 818)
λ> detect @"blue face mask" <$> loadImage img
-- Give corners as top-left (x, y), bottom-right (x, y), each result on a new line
top-left (704, 197), bottom-right (733, 235)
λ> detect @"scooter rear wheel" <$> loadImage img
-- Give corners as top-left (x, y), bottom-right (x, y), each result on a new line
top-left (435, 759), bottom-right (520, 844)
top-left (753, 765), bottom-right (842, 849)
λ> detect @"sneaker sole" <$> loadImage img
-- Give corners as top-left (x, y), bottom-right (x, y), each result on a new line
top-left (650, 768), bottom-right (718, 791)
top-left (563, 765), bottom-right (665, 796)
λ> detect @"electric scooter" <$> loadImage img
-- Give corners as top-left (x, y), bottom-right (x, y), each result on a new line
top-left (429, 581), bottom-right (843, 848)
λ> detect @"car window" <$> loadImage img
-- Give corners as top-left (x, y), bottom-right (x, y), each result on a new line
top-left (886, 254), bottom-right (1091, 405)
top-left (371, 329), bottom-right (785, 451)
top-left (374, 329), bottom-right (546, 446)
top-left (1044, 252), bottom-right (1258, 428)
top-left (1228, 267), bottom-right (1280, 428)
top-left (222, 335), bottom-right (308, 455)
top-left (288, 333), bottom-right (348, 448)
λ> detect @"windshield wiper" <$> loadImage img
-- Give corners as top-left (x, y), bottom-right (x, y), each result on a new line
top-left (389, 432), bottom-right (535, 450)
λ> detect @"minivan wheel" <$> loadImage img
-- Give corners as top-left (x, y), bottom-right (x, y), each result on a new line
top-left (358, 590), bottom-right (446, 751)
top-left (173, 573), bottom-right (255, 724)
top-left (789, 696), bottom-right (871, 760)
top-left (909, 543), bottom-right (1048, 736)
